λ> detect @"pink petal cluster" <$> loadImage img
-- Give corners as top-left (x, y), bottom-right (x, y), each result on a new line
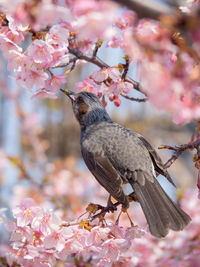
top-left (139, 56), bottom-right (200, 125)
top-left (75, 78), bottom-right (99, 95)
top-left (115, 10), bottom-right (136, 30)
top-left (3, 189), bottom-right (200, 266)
top-left (77, 68), bottom-right (133, 100)
top-left (72, 0), bottom-right (118, 41)
top-left (91, 67), bottom-right (121, 82)
top-left (0, 0), bottom-right (199, 122)
top-left (0, 19), bottom-right (69, 95)
top-left (135, 19), bottom-right (163, 45)
top-left (109, 80), bottom-right (133, 95)
top-left (5, 198), bottom-right (144, 266)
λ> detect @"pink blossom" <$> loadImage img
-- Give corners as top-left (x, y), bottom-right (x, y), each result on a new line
top-left (72, 0), bottom-right (98, 16)
top-left (46, 75), bottom-right (66, 92)
top-left (108, 68), bottom-right (121, 81)
top-left (31, 212), bottom-right (52, 236)
top-left (0, 1), bottom-right (25, 16)
top-left (99, 239), bottom-right (121, 263)
top-left (75, 78), bottom-right (99, 94)
top-left (3, 191), bottom-right (200, 266)
top-left (7, 49), bottom-right (25, 71)
top-left (46, 24), bottom-right (69, 49)
top-left (135, 19), bottom-right (162, 45)
top-left (139, 61), bottom-right (173, 109)
top-left (79, 39), bottom-right (94, 53)
top-left (44, 231), bottom-right (66, 251)
top-left (92, 68), bottom-right (109, 82)
top-left (0, 33), bottom-right (22, 56)
top-left (50, 49), bottom-right (69, 67)
top-left (6, 29), bottom-right (24, 44)
top-left (75, 1), bottom-right (118, 41)
top-left (28, 39), bottom-right (54, 66)
top-left (35, 2), bottom-right (70, 30)
top-left (109, 81), bottom-right (133, 95)
top-left (92, 68), bottom-right (121, 83)
top-left (16, 58), bottom-right (49, 90)
top-left (86, 226), bottom-right (111, 246)
top-left (116, 10), bottom-right (136, 30)
top-left (122, 29), bottom-right (143, 62)
top-left (32, 88), bottom-right (57, 99)
top-left (106, 37), bottom-right (123, 48)
top-left (31, 210), bottom-right (62, 236)
top-left (6, 14), bottom-right (29, 33)
top-left (13, 198), bottom-right (41, 227)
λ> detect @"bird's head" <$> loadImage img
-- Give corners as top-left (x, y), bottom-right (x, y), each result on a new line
top-left (61, 89), bottom-right (111, 127)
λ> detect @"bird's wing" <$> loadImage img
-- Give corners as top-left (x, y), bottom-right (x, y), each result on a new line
top-left (138, 135), bottom-right (176, 187)
top-left (82, 148), bottom-right (129, 207)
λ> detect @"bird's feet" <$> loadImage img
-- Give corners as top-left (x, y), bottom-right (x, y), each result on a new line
top-left (115, 207), bottom-right (134, 227)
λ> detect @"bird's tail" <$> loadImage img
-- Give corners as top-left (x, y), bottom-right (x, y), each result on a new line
top-left (132, 178), bottom-right (191, 238)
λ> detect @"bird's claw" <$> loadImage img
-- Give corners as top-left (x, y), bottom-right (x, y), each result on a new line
top-left (106, 204), bottom-right (117, 213)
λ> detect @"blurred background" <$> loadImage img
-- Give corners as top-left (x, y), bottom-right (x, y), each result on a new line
top-left (0, 41), bottom-right (197, 243)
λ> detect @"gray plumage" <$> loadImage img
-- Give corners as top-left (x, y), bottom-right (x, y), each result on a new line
top-left (62, 90), bottom-right (191, 238)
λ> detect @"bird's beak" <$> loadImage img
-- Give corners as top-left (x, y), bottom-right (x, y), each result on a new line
top-left (60, 88), bottom-right (76, 101)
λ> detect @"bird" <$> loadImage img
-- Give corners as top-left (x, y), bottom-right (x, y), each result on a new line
top-left (61, 88), bottom-right (191, 238)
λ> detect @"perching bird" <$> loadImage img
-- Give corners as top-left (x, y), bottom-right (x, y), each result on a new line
top-left (61, 89), bottom-right (191, 238)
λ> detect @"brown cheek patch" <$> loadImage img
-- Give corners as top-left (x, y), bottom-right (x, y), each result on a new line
top-left (76, 103), bottom-right (89, 120)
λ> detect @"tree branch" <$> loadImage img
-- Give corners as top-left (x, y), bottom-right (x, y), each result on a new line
top-left (61, 193), bottom-right (136, 227)
top-left (120, 92), bottom-right (147, 102)
top-left (113, 0), bottom-right (175, 20)
top-left (67, 45), bottom-right (147, 97)
top-left (159, 139), bottom-right (200, 169)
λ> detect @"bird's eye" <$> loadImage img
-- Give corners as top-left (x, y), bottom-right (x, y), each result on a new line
top-left (76, 96), bottom-right (84, 104)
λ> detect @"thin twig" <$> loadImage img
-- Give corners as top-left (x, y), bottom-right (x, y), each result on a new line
top-left (92, 40), bottom-right (103, 58)
top-left (68, 45), bottom-right (147, 96)
top-left (52, 57), bottom-right (77, 69)
top-left (159, 140), bottom-right (200, 169)
top-left (61, 193), bottom-right (135, 227)
top-left (120, 92), bottom-right (147, 102)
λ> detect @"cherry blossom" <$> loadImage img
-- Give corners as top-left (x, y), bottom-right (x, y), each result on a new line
top-left (32, 88), bottom-right (57, 99)
top-left (75, 78), bottom-right (99, 95)
top-left (16, 57), bottom-right (49, 90)
top-left (12, 198), bottom-right (41, 227)
top-left (135, 19), bottom-right (162, 45)
top-left (46, 74), bottom-right (67, 92)
top-left (115, 10), bottom-right (136, 30)
top-left (45, 24), bottom-right (69, 49)
top-left (2, 190), bottom-right (200, 266)
top-left (0, 33), bottom-right (22, 56)
top-left (0, 1), bottom-right (200, 266)
top-left (73, 1), bottom-right (118, 41)
top-left (109, 80), bottom-right (133, 95)
top-left (28, 39), bottom-right (54, 66)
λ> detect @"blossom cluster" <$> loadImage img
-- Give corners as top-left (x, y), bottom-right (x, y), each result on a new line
top-left (0, 0), bottom-right (199, 124)
top-left (0, 189), bottom-right (200, 267)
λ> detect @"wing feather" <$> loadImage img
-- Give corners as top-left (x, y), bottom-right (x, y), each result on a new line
top-left (82, 148), bottom-right (129, 207)
top-left (138, 136), bottom-right (176, 187)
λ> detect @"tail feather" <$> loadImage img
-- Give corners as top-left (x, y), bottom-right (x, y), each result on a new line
top-left (132, 178), bottom-right (191, 238)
